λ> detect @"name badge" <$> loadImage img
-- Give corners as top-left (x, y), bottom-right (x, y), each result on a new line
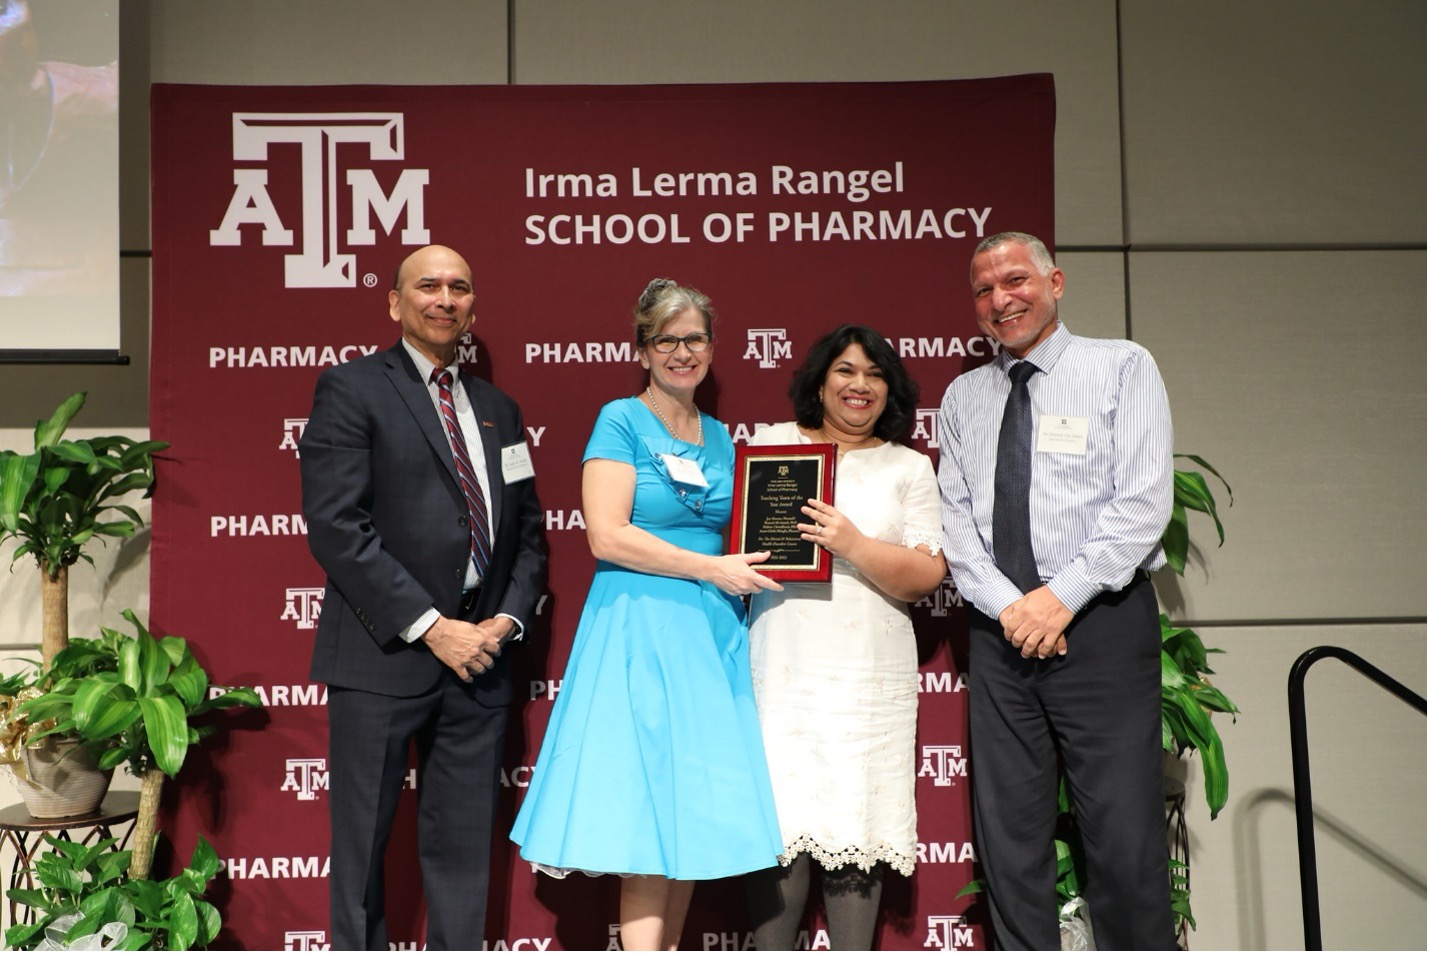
top-left (501, 442), bottom-right (536, 483)
top-left (660, 453), bottom-right (709, 488)
top-left (1036, 415), bottom-right (1089, 456)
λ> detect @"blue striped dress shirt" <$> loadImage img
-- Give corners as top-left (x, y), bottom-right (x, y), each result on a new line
top-left (937, 322), bottom-right (1173, 621)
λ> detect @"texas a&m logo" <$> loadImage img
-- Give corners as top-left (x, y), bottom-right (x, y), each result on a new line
top-left (744, 328), bottom-right (791, 369)
top-left (283, 930), bottom-right (326, 951)
top-left (210, 113), bottom-right (430, 288)
top-left (911, 407), bottom-right (941, 449)
top-left (282, 587), bottom-right (325, 630)
top-left (925, 915), bottom-right (973, 951)
top-left (281, 758), bottom-right (328, 802)
top-left (918, 744), bottom-right (968, 787)
top-left (280, 418), bottom-right (308, 458)
top-left (915, 577), bottom-right (963, 618)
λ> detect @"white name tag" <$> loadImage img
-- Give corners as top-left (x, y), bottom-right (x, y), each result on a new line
top-left (501, 442), bottom-right (536, 483)
top-left (1036, 415), bottom-right (1089, 456)
top-left (660, 453), bottom-right (709, 488)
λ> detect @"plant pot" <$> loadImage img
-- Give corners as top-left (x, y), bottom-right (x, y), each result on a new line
top-left (14, 736), bottom-right (114, 819)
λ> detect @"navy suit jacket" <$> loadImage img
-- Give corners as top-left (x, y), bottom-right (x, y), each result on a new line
top-left (299, 342), bottom-right (546, 703)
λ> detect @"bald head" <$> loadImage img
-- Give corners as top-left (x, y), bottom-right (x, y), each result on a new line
top-left (393, 244), bottom-right (472, 292)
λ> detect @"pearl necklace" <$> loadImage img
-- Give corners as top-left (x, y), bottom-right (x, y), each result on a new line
top-left (647, 386), bottom-right (703, 446)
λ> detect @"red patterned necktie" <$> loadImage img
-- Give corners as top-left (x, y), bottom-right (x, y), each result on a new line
top-left (432, 369), bottom-right (492, 577)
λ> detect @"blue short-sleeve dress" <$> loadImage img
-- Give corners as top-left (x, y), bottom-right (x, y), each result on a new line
top-left (510, 397), bottom-right (782, 879)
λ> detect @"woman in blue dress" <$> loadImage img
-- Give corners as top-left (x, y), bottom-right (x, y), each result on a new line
top-left (511, 278), bottom-right (784, 950)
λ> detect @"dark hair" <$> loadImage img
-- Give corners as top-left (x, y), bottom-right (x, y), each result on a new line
top-left (789, 324), bottom-right (918, 441)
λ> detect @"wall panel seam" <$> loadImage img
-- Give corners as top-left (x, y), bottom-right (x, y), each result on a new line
top-left (1170, 617), bottom-right (1427, 629)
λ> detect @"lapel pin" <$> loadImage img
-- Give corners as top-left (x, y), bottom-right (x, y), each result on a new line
top-left (481, 420), bottom-right (495, 428)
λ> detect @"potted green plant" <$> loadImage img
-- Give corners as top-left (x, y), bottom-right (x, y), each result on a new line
top-left (1159, 455), bottom-right (1238, 819)
top-left (4, 832), bottom-right (223, 950)
top-left (0, 640), bottom-right (129, 817)
top-left (18, 611), bottom-right (261, 879)
top-left (0, 392), bottom-right (168, 664)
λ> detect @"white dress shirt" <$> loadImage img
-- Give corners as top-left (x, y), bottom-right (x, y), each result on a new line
top-left (937, 322), bottom-right (1173, 621)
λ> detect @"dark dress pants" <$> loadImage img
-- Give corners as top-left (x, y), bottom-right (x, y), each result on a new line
top-left (967, 576), bottom-right (1177, 950)
top-left (327, 672), bottom-right (507, 950)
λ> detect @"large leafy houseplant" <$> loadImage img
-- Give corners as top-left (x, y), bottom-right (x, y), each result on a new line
top-left (0, 392), bottom-right (167, 664)
top-left (1, 639), bottom-right (129, 754)
top-left (0, 640), bottom-right (125, 815)
top-left (1160, 454), bottom-right (1229, 577)
top-left (5, 833), bottom-right (222, 950)
top-left (19, 611), bottom-right (261, 879)
top-left (1158, 454), bottom-right (1237, 820)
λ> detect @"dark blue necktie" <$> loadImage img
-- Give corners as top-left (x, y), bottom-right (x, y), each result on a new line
top-left (993, 361), bottom-right (1040, 593)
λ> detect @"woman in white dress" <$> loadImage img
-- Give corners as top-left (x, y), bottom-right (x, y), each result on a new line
top-left (745, 324), bottom-right (947, 949)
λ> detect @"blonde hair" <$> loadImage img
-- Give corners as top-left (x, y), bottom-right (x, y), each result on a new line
top-left (632, 278), bottom-right (714, 346)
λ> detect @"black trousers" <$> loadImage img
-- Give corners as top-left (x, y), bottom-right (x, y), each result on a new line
top-left (327, 673), bottom-right (507, 950)
top-left (967, 575), bottom-right (1177, 950)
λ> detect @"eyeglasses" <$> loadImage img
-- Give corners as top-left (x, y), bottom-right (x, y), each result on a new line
top-left (646, 332), bottom-right (712, 353)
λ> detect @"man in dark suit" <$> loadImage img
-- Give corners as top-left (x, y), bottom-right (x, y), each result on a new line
top-left (300, 244), bottom-right (546, 950)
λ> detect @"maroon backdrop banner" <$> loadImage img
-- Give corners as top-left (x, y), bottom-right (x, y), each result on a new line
top-left (150, 77), bottom-right (1055, 951)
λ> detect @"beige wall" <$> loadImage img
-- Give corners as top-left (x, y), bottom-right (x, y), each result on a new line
top-left (0, 0), bottom-right (1422, 949)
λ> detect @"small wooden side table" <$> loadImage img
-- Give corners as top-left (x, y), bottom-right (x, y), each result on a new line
top-left (0, 792), bottom-right (141, 926)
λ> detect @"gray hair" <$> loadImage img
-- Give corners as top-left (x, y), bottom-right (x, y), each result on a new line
top-left (632, 278), bottom-right (714, 346)
top-left (974, 231), bottom-right (1056, 276)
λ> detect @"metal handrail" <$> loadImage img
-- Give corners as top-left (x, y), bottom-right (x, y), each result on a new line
top-left (1288, 646), bottom-right (1427, 950)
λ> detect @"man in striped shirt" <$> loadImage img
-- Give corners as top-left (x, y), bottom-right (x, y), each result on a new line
top-left (937, 232), bottom-right (1176, 949)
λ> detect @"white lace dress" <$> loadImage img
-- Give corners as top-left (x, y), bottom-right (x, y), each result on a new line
top-left (747, 423), bottom-right (942, 877)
